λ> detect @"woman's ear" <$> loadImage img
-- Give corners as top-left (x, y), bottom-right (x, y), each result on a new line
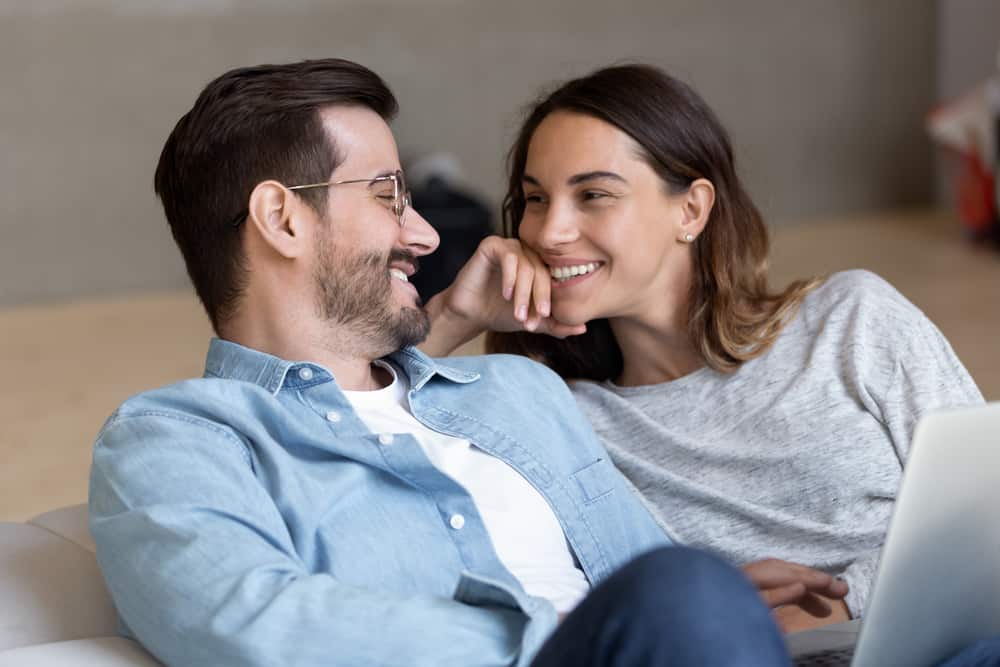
top-left (247, 181), bottom-right (308, 259)
top-left (677, 178), bottom-right (715, 243)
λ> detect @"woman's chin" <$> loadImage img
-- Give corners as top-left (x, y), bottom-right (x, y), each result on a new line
top-left (551, 304), bottom-right (592, 329)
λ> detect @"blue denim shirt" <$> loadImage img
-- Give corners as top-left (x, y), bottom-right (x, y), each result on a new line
top-left (90, 339), bottom-right (669, 667)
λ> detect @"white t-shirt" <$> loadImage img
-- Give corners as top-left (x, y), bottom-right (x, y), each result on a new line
top-left (342, 361), bottom-right (590, 614)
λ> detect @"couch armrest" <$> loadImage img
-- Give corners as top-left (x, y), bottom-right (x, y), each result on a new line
top-left (0, 522), bottom-right (117, 651)
top-left (28, 504), bottom-right (95, 553)
top-left (0, 636), bottom-right (161, 666)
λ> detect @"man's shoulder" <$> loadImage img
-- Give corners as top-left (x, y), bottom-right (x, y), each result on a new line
top-left (98, 376), bottom-right (258, 441)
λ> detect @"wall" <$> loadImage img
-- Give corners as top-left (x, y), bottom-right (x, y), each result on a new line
top-left (0, 0), bottom-right (936, 306)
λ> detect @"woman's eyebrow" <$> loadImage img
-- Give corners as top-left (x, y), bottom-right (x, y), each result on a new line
top-left (567, 171), bottom-right (627, 185)
top-left (522, 171), bottom-right (628, 186)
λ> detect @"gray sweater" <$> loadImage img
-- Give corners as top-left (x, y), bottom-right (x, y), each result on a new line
top-left (571, 270), bottom-right (984, 616)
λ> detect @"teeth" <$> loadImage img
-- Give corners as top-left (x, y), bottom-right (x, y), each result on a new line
top-left (549, 262), bottom-right (600, 282)
top-left (389, 268), bottom-right (409, 283)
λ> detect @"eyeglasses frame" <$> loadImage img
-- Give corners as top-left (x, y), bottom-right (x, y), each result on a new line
top-left (228, 170), bottom-right (410, 228)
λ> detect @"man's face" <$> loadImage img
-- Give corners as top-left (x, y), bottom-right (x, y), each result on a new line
top-left (310, 106), bottom-right (440, 357)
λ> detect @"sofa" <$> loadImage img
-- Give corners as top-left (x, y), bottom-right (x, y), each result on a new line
top-left (0, 504), bottom-right (161, 666)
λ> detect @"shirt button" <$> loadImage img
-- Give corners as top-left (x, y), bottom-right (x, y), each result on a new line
top-left (449, 514), bottom-right (465, 530)
top-left (298, 367), bottom-right (314, 381)
top-left (378, 433), bottom-right (394, 445)
top-left (325, 411), bottom-right (341, 423)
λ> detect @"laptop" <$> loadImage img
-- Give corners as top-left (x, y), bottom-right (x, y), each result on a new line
top-left (787, 402), bottom-right (1000, 667)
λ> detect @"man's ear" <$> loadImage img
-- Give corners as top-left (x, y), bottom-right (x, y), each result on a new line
top-left (677, 178), bottom-right (715, 242)
top-left (247, 181), bottom-right (309, 259)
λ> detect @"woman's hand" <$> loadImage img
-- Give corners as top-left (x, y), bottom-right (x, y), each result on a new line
top-left (421, 236), bottom-right (586, 356)
top-left (741, 558), bottom-right (851, 633)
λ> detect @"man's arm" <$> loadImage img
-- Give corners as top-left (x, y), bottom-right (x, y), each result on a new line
top-left (90, 412), bottom-right (531, 667)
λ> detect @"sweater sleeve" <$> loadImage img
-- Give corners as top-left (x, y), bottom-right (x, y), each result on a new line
top-left (848, 271), bottom-right (984, 464)
top-left (834, 271), bottom-right (984, 615)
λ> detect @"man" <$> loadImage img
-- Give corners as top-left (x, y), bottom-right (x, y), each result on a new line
top-left (91, 58), bottom-right (834, 667)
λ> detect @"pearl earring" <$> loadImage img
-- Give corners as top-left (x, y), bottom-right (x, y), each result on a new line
top-left (683, 233), bottom-right (694, 243)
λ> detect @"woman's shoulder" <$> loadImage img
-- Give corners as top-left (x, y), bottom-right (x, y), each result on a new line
top-left (810, 269), bottom-right (903, 304)
top-left (799, 269), bottom-right (918, 325)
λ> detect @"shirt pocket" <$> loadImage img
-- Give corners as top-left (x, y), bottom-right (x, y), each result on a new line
top-left (571, 458), bottom-right (616, 504)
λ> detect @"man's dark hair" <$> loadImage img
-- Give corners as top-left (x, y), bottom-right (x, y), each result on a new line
top-left (154, 59), bottom-right (398, 333)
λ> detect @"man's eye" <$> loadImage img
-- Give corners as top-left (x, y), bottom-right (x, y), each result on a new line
top-left (582, 191), bottom-right (610, 201)
top-left (374, 192), bottom-right (395, 203)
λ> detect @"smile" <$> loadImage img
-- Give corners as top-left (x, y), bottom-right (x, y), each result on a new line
top-left (549, 262), bottom-right (601, 283)
top-left (389, 268), bottom-right (410, 283)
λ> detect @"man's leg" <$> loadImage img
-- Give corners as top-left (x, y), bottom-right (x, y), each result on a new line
top-left (937, 638), bottom-right (1000, 667)
top-left (531, 546), bottom-right (790, 667)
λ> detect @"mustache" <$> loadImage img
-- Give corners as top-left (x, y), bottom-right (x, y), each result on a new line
top-left (388, 249), bottom-right (419, 275)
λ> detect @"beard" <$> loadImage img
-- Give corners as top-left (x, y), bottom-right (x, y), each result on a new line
top-left (313, 239), bottom-right (430, 357)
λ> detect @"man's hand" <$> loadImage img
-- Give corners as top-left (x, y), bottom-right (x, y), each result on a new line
top-left (742, 558), bottom-right (851, 634)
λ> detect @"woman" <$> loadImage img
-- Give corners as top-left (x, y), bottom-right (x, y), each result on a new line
top-left (423, 64), bottom-right (984, 631)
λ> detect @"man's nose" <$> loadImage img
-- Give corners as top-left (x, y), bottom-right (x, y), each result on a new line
top-left (400, 207), bottom-right (440, 257)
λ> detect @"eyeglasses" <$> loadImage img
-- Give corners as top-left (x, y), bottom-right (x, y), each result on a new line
top-left (228, 169), bottom-right (411, 228)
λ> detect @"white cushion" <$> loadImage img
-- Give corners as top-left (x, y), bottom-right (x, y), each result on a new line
top-left (0, 505), bottom-right (162, 665)
top-left (0, 637), bottom-right (161, 666)
top-left (0, 521), bottom-right (117, 651)
top-left (29, 504), bottom-right (96, 553)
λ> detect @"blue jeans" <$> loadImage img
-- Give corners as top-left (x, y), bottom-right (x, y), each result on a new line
top-left (940, 639), bottom-right (1000, 667)
top-left (531, 546), bottom-right (791, 667)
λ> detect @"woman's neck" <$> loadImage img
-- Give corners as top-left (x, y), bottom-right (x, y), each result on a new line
top-left (609, 302), bottom-right (704, 387)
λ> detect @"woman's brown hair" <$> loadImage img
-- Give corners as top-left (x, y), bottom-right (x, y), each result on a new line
top-left (487, 64), bottom-right (822, 380)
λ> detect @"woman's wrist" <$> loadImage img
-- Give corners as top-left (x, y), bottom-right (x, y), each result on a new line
top-left (419, 289), bottom-right (488, 357)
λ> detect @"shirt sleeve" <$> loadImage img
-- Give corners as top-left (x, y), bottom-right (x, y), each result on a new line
top-left (89, 411), bottom-right (532, 667)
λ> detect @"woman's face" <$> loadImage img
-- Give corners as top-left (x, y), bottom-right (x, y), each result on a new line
top-left (517, 111), bottom-right (694, 327)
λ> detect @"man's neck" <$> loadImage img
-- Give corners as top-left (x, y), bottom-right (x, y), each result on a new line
top-left (222, 313), bottom-right (392, 392)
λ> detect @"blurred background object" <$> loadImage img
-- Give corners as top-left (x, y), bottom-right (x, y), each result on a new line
top-left (927, 43), bottom-right (1000, 242)
top-left (1, 0), bottom-right (998, 520)
top-left (406, 153), bottom-right (493, 300)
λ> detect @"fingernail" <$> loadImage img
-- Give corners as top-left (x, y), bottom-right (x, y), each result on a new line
top-left (516, 305), bottom-right (528, 320)
top-left (503, 287), bottom-right (513, 300)
top-left (538, 301), bottom-right (550, 316)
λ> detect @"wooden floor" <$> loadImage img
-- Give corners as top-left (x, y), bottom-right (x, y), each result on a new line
top-left (1, 210), bottom-right (997, 521)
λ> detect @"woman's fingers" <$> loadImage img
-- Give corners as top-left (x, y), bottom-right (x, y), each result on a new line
top-left (463, 236), bottom-right (585, 336)
top-left (499, 248), bottom-right (519, 302)
top-left (511, 257), bottom-right (536, 322)
top-left (743, 559), bottom-right (848, 602)
top-left (758, 582), bottom-right (807, 608)
top-left (527, 249), bottom-right (552, 319)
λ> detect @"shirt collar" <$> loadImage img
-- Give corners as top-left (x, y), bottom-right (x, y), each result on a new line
top-left (204, 338), bottom-right (479, 396)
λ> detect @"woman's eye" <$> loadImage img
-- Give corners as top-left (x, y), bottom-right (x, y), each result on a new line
top-left (582, 191), bottom-right (610, 201)
top-left (524, 193), bottom-right (546, 204)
